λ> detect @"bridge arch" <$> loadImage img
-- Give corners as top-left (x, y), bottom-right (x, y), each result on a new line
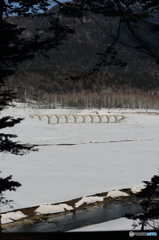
top-left (33, 115), bottom-right (42, 121)
top-left (42, 115), bottom-right (51, 124)
top-left (58, 115), bottom-right (67, 123)
top-left (77, 115), bottom-right (84, 123)
top-left (51, 115), bottom-right (58, 124)
top-left (109, 115), bottom-right (117, 123)
top-left (84, 115), bottom-right (93, 123)
top-left (93, 115), bottom-right (101, 123)
top-left (101, 115), bottom-right (109, 123)
top-left (69, 115), bottom-right (76, 123)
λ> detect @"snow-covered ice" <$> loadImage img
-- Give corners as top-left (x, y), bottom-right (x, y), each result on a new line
top-left (106, 190), bottom-right (129, 198)
top-left (75, 196), bottom-right (104, 208)
top-left (1, 211), bottom-right (27, 224)
top-left (0, 106), bottom-right (159, 214)
top-left (130, 184), bottom-right (146, 194)
top-left (34, 203), bottom-right (73, 215)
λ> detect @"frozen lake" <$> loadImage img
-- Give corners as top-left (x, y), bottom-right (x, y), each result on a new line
top-left (1, 105), bottom-right (159, 230)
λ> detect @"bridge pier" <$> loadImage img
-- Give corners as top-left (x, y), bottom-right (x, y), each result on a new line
top-left (107, 116), bottom-right (110, 123)
top-left (114, 116), bottom-right (118, 123)
top-left (75, 116), bottom-right (78, 123)
top-left (48, 116), bottom-right (52, 124)
top-left (66, 116), bottom-right (69, 123)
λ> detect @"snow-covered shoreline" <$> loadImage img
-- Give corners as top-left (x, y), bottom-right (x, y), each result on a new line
top-left (1, 187), bottom-right (141, 231)
top-left (1, 186), bottom-right (142, 225)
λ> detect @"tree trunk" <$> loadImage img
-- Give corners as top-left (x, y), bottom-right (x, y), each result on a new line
top-left (0, 0), bottom-right (4, 20)
top-left (141, 220), bottom-right (146, 231)
top-left (0, 215), bottom-right (2, 233)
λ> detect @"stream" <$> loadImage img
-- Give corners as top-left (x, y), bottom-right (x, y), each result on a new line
top-left (4, 196), bottom-right (142, 232)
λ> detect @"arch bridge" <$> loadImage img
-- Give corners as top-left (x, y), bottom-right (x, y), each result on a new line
top-left (30, 114), bottom-right (126, 124)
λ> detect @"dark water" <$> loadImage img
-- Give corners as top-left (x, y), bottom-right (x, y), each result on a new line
top-left (4, 197), bottom-right (142, 232)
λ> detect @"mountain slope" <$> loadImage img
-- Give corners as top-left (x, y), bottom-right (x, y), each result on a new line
top-left (6, 3), bottom-right (159, 106)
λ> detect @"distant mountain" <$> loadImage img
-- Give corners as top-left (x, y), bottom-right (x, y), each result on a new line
top-left (6, 3), bottom-right (159, 104)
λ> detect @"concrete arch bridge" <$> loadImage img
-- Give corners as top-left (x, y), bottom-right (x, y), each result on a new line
top-left (30, 114), bottom-right (126, 124)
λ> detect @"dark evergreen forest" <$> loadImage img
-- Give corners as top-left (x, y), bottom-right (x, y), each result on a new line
top-left (5, 2), bottom-right (159, 109)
